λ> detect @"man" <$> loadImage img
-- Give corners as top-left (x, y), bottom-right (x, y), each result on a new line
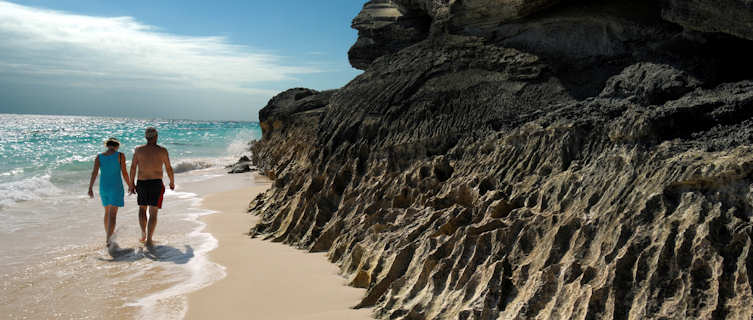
top-left (129, 127), bottom-right (175, 247)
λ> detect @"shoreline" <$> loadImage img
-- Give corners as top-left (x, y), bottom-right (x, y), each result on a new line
top-left (1, 167), bottom-right (254, 320)
top-left (186, 173), bottom-right (372, 320)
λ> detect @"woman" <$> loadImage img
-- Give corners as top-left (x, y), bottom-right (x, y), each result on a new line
top-left (88, 137), bottom-right (132, 247)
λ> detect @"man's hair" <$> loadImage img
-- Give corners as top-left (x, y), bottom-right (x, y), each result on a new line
top-left (145, 127), bottom-right (158, 139)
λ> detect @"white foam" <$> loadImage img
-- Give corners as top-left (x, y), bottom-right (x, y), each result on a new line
top-left (0, 168), bottom-right (24, 176)
top-left (127, 194), bottom-right (226, 320)
top-left (0, 174), bottom-right (62, 208)
top-left (163, 190), bottom-right (198, 200)
top-left (172, 160), bottom-right (215, 174)
top-left (225, 129), bottom-right (257, 157)
top-left (57, 154), bottom-right (94, 165)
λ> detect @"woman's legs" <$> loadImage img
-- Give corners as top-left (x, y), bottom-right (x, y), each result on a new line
top-left (104, 206), bottom-right (118, 244)
top-left (103, 206), bottom-right (111, 244)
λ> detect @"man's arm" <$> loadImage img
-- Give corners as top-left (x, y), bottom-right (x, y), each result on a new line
top-left (129, 151), bottom-right (138, 194)
top-left (164, 148), bottom-right (175, 190)
top-left (88, 155), bottom-right (100, 198)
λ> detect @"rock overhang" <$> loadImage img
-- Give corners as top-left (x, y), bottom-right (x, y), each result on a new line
top-left (348, 0), bottom-right (753, 70)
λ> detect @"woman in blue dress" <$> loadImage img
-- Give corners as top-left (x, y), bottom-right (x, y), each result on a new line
top-left (88, 137), bottom-right (133, 247)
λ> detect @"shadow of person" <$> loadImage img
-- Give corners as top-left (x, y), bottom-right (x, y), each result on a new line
top-left (144, 244), bottom-right (194, 264)
top-left (98, 243), bottom-right (145, 262)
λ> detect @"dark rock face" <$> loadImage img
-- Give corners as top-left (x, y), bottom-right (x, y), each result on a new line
top-left (599, 63), bottom-right (702, 105)
top-left (348, 0), bottom-right (431, 70)
top-left (662, 0), bottom-right (753, 41)
top-left (349, 0), bottom-right (753, 72)
top-left (393, 0), bottom-right (563, 32)
top-left (257, 88), bottom-right (334, 136)
top-left (250, 1), bottom-right (753, 319)
top-left (348, 0), bottom-right (568, 70)
top-left (252, 88), bottom-right (334, 179)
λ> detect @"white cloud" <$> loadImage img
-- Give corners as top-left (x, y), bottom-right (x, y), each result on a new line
top-left (0, 1), bottom-right (320, 95)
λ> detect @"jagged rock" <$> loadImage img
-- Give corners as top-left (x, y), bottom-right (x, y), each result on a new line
top-left (662, 0), bottom-right (753, 41)
top-left (599, 62), bottom-right (702, 105)
top-left (249, 1), bottom-right (753, 319)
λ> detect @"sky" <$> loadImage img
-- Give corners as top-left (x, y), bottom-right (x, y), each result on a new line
top-left (0, 0), bottom-right (364, 121)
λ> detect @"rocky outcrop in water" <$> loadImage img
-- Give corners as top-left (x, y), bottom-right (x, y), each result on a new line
top-left (250, 1), bottom-right (753, 319)
top-left (227, 156), bottom-right (257, 174)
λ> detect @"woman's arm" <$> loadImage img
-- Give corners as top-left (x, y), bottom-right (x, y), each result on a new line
top-left (88, 155), bottom-right (100, 198)
top-left (119, 153), bottom-right (131, 189)
top-left (129, 151), bottom-right (138, 195)
top-left (163, 149), bottom-right (175, 190)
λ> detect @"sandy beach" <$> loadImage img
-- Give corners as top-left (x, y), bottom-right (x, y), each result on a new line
top-left (186, 173), bottom-right (372, 320)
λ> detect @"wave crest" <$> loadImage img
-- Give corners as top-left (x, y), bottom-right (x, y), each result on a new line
top-left (225, 129), bottom-right (257, 157)
top-left (0, 174), bottom-right (62, 208)
top-left (172, 160), bottom-right (216, 174)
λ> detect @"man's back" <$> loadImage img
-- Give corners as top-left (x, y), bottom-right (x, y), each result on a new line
top-left (134, 144), bottom-right (167, 180)
top-left (130, 127), bottom-right (175, 247)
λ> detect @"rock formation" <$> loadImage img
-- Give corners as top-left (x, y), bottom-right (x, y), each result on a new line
top-left (348, 0), bottom-right (431, 70)
top-left (661, 0), bottom-right (753, 41)
top-left (250, 1), bottom-right (753, 319)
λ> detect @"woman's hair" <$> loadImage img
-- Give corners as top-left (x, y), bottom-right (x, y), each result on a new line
top-left (105, 138), bottom-right (120, 148)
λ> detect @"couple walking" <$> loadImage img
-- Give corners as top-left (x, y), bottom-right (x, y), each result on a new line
top-left (88, 127), bottom-right (175, 249)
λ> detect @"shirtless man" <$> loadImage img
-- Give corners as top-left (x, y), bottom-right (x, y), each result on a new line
top-left (129, 127), bottom-right (174, 247)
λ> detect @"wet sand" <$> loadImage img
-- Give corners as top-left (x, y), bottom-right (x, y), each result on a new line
top-left (186, 174), bottom-right (372, 320)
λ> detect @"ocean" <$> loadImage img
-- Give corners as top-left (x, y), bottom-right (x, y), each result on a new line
top-left (0, 113), bottom-right (262, 319)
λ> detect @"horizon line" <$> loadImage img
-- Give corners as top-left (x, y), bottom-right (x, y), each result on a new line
top-left (0, 111), bottom-right (260, 123)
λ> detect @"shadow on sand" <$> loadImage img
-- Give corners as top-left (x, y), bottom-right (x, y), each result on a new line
top-left (97, 242), bottom-right (142, 262)
top-left (144, 244), bottom-right (195, 264)
top-left (98, 243), bottom-right (194, 264)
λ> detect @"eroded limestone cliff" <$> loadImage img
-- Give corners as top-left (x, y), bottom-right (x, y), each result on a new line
top-left (249, 1), bottom-right (753, 319)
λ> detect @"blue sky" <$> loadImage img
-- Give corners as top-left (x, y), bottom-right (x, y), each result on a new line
top-left (0, 0), bottom-right (364, 121)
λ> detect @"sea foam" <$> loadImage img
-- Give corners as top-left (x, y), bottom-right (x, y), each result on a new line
top-left (172, 160), bottom-right (215, 174)
top-left (127, 194), bottom-right (226, 320)
top-left (0, 174), bottom-right (61, 208)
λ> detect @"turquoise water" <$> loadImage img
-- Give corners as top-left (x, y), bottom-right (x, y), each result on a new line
top-left (0, 113), bottom-right (261, 208)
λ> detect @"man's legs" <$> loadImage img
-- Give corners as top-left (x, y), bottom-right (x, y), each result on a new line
top-left (146, 206), bottom-right (159, 247)
top-left (139, 206), bottom-right (148, 243)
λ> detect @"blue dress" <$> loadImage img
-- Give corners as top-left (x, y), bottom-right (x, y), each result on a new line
top-left (99, 152), bottom-right (125, 207)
